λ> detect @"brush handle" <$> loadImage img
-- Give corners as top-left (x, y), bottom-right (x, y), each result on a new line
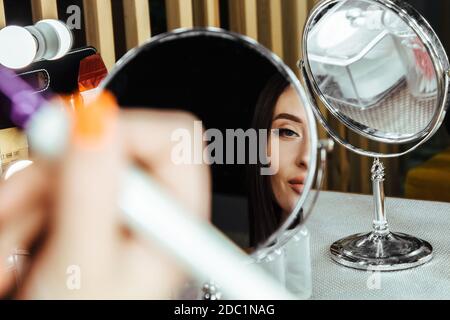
top-left (0, 66), bottom-right (46, 128)
top-left (121, 167), bottom-right (297, 300)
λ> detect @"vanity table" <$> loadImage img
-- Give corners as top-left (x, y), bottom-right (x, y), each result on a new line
top-left (309, 191), bottom-right (450, 300)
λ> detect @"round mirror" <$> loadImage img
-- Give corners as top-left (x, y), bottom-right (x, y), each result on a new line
top-left (102, 28), bottom-right (319, 258)
top-left (302, 0), bottom-right (449, 271)
top-left (303, 0), bottom-right (449, 154)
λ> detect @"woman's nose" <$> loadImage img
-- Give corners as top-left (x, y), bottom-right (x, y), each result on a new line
top-left (296, 145), bottom-right (310, 170)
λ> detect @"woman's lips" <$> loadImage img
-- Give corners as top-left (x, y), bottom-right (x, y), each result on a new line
top-left (290, 183), bottom-right (304, 195)
top-left (289, 177), bottom-right (305, 195)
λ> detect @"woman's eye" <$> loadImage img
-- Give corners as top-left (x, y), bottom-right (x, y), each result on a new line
top-left (279, 128), bottom-right (299, 138)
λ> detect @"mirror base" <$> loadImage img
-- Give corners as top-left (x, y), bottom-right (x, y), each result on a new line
top-left (330, 232), bottom-right (432, 271)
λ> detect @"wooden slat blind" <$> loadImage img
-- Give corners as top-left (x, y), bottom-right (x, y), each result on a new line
top-left (192, 0), bottom-right (220, 27)
top-left (257, 0), bottom-right (284, 59)
top-left (83, 0), bottom-right (116, 70)
top-left (31, 0), bottom-right (59, 21)
top-left (229, 0), bottom-right (258, 40)
top-left (0, 0), bottom-right (6, 28)
top-left (165, 0), bottom-right (194, 30)
top-left (281, 0), bottom-right (309, 74)
top-left (123, 0), bottom-right (152, 50)
top-left (267, 0), bottom-right (284, 58)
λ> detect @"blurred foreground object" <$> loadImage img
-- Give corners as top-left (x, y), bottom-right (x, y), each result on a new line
top-left (0, 20), bottom-right (72, 69)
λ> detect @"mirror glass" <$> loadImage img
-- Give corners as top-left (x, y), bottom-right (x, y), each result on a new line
top-left (18, 70), bottom-right (50, 93)
top-left (103, 30), bottom-right (315, 253)
top-left (306, 0), bottom-right (440, 143)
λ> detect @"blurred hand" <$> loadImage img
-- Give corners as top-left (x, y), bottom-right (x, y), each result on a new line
top-left (0, 105), bottom-right (211, 299)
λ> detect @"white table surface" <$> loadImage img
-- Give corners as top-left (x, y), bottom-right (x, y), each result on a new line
top-left (308, 191), bottom-right (450, 300)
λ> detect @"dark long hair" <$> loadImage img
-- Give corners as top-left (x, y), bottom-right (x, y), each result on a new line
top-left (248, 73), bottom-right (290, 248)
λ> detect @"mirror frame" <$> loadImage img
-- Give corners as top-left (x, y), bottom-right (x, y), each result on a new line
top-left (301, 0), bottom-right (450, 158)
top-left (100, 27), bottom-right (320, 259)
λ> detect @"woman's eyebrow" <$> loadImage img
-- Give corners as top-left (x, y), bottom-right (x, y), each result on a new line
top-left (273, 113), bottom-right (303, 124)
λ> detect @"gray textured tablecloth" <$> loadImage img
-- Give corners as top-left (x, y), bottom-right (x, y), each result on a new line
top-left (308, 191), bottom-right (450, 300)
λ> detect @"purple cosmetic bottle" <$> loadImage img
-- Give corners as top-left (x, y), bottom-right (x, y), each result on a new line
top-left (0, 65), bottom-right (47, 129)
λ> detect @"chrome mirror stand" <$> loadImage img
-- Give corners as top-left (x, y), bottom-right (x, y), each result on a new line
top-left (330, 158), bottom-right (433, 271)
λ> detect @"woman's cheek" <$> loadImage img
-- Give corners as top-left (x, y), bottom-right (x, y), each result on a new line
top-left (268, 136), bottom-right (280, 174)
top-left (278, 141), bottom-right (294, 170)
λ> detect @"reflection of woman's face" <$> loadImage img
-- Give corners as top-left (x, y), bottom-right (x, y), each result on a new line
top-left (269, 86), bottom-right (310, 219)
